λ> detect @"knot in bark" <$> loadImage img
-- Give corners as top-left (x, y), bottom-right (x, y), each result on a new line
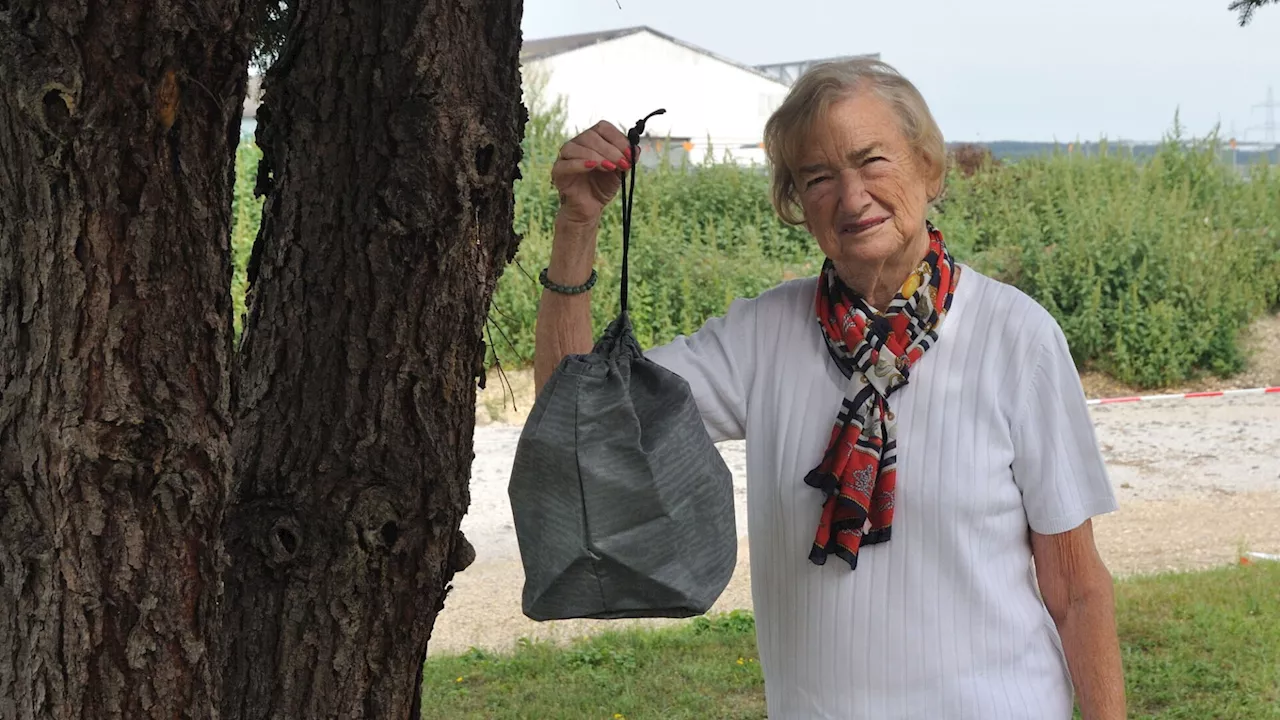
top-left (351, 485), bottom-right (404, 554)
top-left (266, 515), bottom-right (303, 565)
top-left (36, 82), bottom-right (77, 137)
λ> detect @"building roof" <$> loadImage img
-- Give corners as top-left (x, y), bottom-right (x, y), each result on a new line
top-left (754, 52), bottom-right (882, 70)
top-left (520, 25), bottom-right (791, 86)
top-left (520, 26), bottom-right (648, 62)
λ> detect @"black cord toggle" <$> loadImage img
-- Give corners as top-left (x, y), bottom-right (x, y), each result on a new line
top-left (627, 108), bottom-right (666, 147)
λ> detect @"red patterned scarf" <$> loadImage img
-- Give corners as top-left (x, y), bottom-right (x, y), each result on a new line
top-left (805, 221), bottom-right (959, 569)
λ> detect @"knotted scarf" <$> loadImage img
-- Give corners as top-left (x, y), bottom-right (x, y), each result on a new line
top-left (804, 221), bottom-right (959, 570)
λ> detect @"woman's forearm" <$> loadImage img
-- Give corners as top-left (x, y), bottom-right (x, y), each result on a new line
top-left (1057, 576), bottom-right (1126, 720)
top-left (533, 213), bottom-right (600, 394)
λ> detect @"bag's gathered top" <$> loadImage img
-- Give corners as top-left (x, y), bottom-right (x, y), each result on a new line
top-left (805, 222), bottom-right (959, 570)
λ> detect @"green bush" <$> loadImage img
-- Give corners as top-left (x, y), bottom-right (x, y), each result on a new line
top-left (230, 140), bottom-right (263, 338)
top-left (230, 106), bottom-right (1279, 389)
top-left (940, 132), bottom-right (1280, 386)
top-left (495, 165), bottom-right (813, 364)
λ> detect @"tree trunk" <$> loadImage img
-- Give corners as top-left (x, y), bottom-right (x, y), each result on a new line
top-left (221, 0), bottom-right (525, 716)
top-left (0, 1), bottom-right (251, 718)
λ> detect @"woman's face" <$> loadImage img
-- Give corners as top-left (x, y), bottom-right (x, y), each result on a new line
top-left (793, 91), bottom-right (937, 279)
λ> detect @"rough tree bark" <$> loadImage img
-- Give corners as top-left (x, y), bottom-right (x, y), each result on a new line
top-left (0, 1), bottom-right (251, 718)
top-left (221, 0), bottom-right (525, 717)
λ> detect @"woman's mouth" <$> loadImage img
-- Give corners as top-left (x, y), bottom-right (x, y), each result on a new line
top-left (839, 216), bottom-right (890, 235)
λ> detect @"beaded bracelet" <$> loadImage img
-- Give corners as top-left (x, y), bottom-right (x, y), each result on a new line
top-left (539, 267), bottom-right (598, 295)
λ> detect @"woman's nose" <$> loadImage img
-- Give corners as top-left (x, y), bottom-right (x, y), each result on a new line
top-left (837, 169), bottom-right (870, 212)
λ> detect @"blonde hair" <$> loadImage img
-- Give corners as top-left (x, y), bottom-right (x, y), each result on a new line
top-left (763, 57), bottom-right (947, 225)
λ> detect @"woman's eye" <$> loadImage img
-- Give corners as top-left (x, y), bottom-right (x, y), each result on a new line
top-left (865, 156), bottom-right (886, 165)
top-left (806, 176), bottom-right (829, 188)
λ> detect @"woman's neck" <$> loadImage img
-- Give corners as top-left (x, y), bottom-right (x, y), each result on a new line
top-left (835, 228), bottom-right (931, 312)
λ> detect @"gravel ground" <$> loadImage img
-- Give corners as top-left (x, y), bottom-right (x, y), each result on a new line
top-left (436, 313), bottom-right (1280, 658)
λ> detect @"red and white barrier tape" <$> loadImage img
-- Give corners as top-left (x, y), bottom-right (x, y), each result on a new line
top-left (1087, 386), bottom-right (1280, 406)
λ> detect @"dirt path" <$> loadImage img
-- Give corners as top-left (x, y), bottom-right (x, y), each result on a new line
top-left (437, 393), bottom-right (1280, 658)
top-left (434, 313), bottom-right (1280, 658)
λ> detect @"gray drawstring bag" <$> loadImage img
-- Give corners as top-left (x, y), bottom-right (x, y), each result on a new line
top-left (508, 109), bottom-right (737, 621)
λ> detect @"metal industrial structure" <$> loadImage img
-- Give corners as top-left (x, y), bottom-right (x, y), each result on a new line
top-left (754, 53), bottom-right (882, 86)
top-left (1248, 85), bottom-right (1276, 145)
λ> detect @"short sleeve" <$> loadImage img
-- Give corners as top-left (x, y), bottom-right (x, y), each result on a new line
top-left (1010, 318), bottom-right (1119, 535)
top-left (643, 296), bottom-right (758, 444)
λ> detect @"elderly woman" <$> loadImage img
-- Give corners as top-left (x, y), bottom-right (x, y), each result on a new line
top-left (533, 58), bottom-right (1125, 719)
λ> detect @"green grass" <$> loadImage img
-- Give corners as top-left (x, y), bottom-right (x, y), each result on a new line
top-left (420, 563), bottom-right (1280, 720)
top-left (419, 611), bottom-right (764, 720)
top-left (1113, 560), bottom-right (1280, 719)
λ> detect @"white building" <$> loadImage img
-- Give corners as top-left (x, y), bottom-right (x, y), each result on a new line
top-left (240, 26), bottom-right (877, 166)
top-left (520, 26), bottom-right (877, 167)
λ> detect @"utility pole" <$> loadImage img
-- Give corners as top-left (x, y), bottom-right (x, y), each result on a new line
top-left (1247, 86), bottom-right (1278, 165)
top-left (1253, 86), bottom-right (1276, 144)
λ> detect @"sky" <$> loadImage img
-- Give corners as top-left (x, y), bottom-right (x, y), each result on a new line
top-left (520, 0), bottom-right (1280, 143)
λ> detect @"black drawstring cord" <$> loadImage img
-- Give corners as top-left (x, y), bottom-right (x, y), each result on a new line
top-left (619, 108), bottom-right (665, 317)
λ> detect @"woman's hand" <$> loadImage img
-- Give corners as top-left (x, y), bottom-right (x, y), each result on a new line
top-left (534, 121), bottom-right (637, 394)
top-left (551, 120), bottom-right (635, 226)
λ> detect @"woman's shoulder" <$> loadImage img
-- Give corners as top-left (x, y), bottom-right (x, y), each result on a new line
top-left (754, 275), bottom-right (818, 313)
top-left (717, 275), bottom-right (818, 329)
top-left (952, 265), bottom-right (1069, 355)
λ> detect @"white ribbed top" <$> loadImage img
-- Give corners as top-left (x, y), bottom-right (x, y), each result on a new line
top-left (646, 266), bottom-right (1118, 719)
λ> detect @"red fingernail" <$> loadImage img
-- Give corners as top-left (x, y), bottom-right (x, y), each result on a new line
top-left (618, 158), bottom-right (631, 170)
top-left (623, 147), bottom-right (632, 161)
top-left (601, 160), bottom-right (616, 171)
top-left (583, 160), bottom-right (597, 168)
